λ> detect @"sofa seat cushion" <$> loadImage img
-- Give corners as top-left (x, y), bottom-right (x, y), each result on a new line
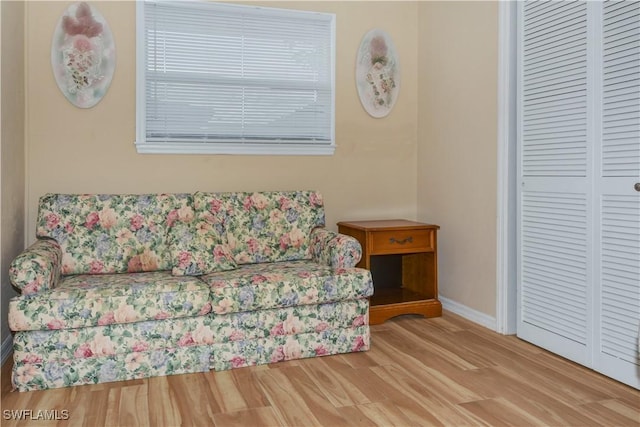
top-left (199, 260), bottom-right (373, 315)
top-left (8, 272), bottom-right (212, 332)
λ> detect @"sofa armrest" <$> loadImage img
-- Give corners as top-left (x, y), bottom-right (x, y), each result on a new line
top-left (9, 238), bottom-right (62, 296)
top-left (309, 228), bottom-right (362, 269)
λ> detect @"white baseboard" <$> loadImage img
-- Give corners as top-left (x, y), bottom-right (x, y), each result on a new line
top-left (440, 296), bottom-right (497, 332)
top-left (1, 335), bottom-right (13, 365)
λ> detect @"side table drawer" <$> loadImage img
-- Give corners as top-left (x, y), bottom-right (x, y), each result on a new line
top-left (370, 229), bottom-right (434, 254)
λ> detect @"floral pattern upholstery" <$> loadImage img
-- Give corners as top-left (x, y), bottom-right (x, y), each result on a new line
top-left (36, 193), bottom-right (191, 275)
top-left (9, 272), bottom-right (212, 331)
top-left (9, 238), bottom-right (62, 295)
top-left (309, 228), bottom-right (363, 269)
top-left (12, 317), bottom-right (215, 370)
top-left (10, 191), bottom-right (372, 391)
top-left (12, 299), bottom-right (367, 364)
top-left (209, 298), bottom-right (369, 345)
top-left (196, 191), bottom-right (325, 265)
top-left (212, 326), bottom-right (370, 371)
top-left (200, 261), bottom-right (373, 315)
top-left (11, 300), bottom-right (368, 391)
top-left (12, 326), bottom-right (369, 391)
top-left (12, 345), bottom-right (211, 392)
top-left (167, 196), bottom-right (237, 276)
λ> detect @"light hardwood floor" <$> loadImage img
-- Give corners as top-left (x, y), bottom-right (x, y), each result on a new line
top-left (2, 312), bottom-right (639, 426)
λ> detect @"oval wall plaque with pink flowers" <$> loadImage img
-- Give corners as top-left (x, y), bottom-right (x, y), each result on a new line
top-left (355, 29), bottom-right (400, 118)
top-left (51, 2), bottom-right (115, 108)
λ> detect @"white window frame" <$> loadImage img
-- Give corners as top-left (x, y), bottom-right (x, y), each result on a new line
top-left (135, 0), bottom-right (336, 155)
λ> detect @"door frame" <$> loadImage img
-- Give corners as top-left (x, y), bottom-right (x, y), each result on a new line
top-left (496, 0), bottom-right (518, 335)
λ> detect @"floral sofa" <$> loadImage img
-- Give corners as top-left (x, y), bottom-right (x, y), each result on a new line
top-left (8, 191), bottom-right (373, 391)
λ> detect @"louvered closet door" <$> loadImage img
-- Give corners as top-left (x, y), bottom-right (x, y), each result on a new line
top-left (594, 0), bottom-right (640, 388)
top-left (517, 0), bottom-right (592, 366)
top-left (518, 0), bottom-right (640, 389)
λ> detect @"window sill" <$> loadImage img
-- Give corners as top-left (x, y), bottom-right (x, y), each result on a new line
top-left (134, 142), bottom-right (335, 156)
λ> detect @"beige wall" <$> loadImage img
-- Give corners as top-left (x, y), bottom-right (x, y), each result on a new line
top-left (417, 1), bottom-right (499, 317)
top-left (1, 0), bottom-right (26, 346)
top-left (24, 1), bottom-right (419, 240)
top-left (11, 1), bottom-right (501, 329)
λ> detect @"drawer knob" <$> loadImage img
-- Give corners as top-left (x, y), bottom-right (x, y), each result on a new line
top-left (390, 236), bottom-right (413, 245)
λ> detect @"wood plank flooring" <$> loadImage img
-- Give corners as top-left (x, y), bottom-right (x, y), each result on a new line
top-left (1, 312), bottom-right (638, 426)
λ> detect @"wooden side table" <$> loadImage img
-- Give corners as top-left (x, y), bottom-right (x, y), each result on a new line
top-left (337, 219), bottom-right (442, 325)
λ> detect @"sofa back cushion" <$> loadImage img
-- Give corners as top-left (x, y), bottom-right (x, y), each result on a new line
top-left (36, 193), bottom-right (191, 275)
top-left (167, 195), bottom-right (237, 276)
top-left (195, 191), bottom-right (325, 264)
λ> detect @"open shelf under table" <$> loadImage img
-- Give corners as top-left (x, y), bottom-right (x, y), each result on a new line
top-left (370, 287), bottom-right (429, 306)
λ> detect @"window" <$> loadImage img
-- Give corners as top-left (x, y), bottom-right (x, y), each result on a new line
top-left (136, 1), bottom-right (336, 155)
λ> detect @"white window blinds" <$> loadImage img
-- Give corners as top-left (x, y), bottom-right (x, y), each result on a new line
top-left (136, 1), bottom-right (336, 155)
